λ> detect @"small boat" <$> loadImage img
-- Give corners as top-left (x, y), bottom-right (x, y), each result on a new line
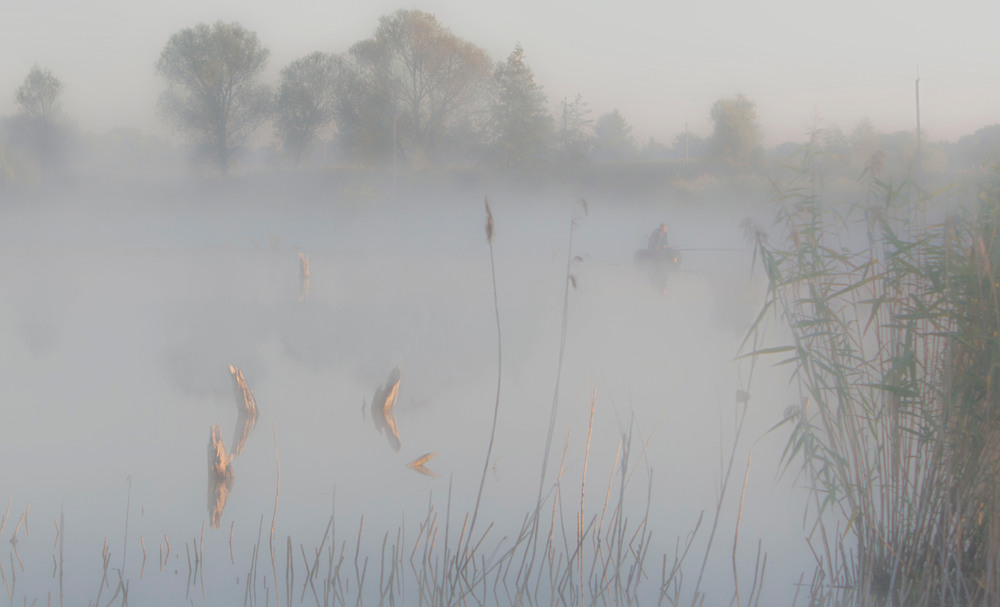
top-left (635, 245), bottom-right (682, 293)
top-left (634, 246), bottom-right (683, 268)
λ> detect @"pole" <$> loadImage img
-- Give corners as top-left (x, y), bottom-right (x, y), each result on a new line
top-left (915, 72), bottom-right (921, 180)
top-left (393, 111), bottom-right (398, 195)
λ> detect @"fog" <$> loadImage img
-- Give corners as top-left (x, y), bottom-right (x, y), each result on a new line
top-left (0, 172), bottom-right (821, 603)
top-left (4, 1), bottom-right (997, 604)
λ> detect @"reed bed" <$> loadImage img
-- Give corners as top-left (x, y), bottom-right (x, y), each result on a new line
top-left (743, 141), bottom-right (1000, 605)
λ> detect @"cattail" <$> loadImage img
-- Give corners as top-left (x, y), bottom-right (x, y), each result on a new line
top-left (485, 197), bottom-right (494, 243)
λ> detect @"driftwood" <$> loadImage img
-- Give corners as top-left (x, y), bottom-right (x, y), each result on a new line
top-left (406, 452), bottom-right (439, 477)
top-left (228, 364), bottom-right (259, 458)
top-left (369, 367), bottom-right (401, 452)
top-left (207, 425), bottom-right (233, 529)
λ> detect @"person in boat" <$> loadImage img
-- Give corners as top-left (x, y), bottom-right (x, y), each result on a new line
top-left (647, 224), bottom-right (669, 250)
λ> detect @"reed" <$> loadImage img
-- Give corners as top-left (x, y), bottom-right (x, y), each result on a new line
top-left (451, 197), bottom-right (503, 598)
top-left (298, 252), bottom-right (310, 302)
top-left (744, 140), bottom-right (1000, 605)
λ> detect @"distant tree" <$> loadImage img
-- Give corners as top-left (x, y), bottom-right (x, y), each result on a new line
top-left (639, 136), bottom-right (670, 160)
top-left (333, 39), bottom-right (395, 164)
top-left (156, 22), bottom-right (273, 175)
top-left (672, 130), bottom-right (708, 160)
top-left (16, 65), bottom-right (62, 120)
top-left (771, 140), bottom-right (804, 160)
top-left (336, 10), bottom-right (492, 167)
top-left (849, 118), bottom-right (883, 173)
top-left (708, 93), bottom-right (763, 168)
top-left (0, 141), bottom-right (13, 186)
top-left (876, 129), bottom-right (945, 176)
top-left (815, 124), bottom-right (851, 175)
top-left (954, 124), bottom-right (1000, 169)
top-left (822, 125), bottom-right (848, 156)
top-left (592, 109), bottom-right (635, 160)
top-left (489, 44), bottom-right (552, 169)
top-left (555, 94), bottom-right (593, 165)
top-left (275, 52), bottom-right (340, 165)
top-left (10, 65), bottom-right (67, 177)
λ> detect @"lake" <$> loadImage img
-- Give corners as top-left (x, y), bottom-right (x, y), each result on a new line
top-left (0, 177), bottom-right (811, 605)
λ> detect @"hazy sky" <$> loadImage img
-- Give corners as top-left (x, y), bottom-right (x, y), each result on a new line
top-left (2, 0), bottom-right (997, 146)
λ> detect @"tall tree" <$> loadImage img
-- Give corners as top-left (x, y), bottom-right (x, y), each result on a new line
top-left (156, 22), bottom-right (273, 175)
top-left (489, 44), bottom-right (551, 169)
top-left (333, 39), bottom-right (396, 164)
top-left (708, 93), bottom-right (763, 168)
top-left (556, 94), bottom-right (593, 165)
top-left (336, 10), bottom-right (491, 167)
top-left (275, 52), bottom-right (340, 165)
top-left (12, 65), bottom-right (66, 176)
top-left (672, 130), bottom-right (707, 160)
top-left (849, 118), bottom-right (883, 172)
top-left (592, 109), bottom-right (635, 160)
top-left (16, 65), bottom-right (62, 120)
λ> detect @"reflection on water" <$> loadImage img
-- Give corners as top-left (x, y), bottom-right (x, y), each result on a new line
top-left (207, 424), bottom-right (233, 529)
top-left (368, 366), bottom-right (402, 452)
top-left (207, 365), bottom-right (261, 527)
top-left (228, 364), bottom-right (259, 457)
top-left (406, 451), bottom-right (439, 477)
top-left (633, 243), bottom-right (683, 293)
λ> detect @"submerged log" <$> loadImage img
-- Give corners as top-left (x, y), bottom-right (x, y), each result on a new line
top-left (370, 367), bottom-right (401, 452)
top-left (228, 364), bottom-right (259, 457)
top-left (208, 424), bottom-right (234, 529)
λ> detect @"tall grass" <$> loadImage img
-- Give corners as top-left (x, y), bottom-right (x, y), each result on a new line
top-left (744, 140), bottom-right (1000, 605)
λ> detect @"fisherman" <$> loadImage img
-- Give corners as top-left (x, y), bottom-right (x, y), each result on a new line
top-left (647, 223), bottom-right (669, 250)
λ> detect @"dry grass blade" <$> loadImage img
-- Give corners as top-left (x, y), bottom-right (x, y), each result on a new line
top-left (298, 252), bottom-right (310, 302)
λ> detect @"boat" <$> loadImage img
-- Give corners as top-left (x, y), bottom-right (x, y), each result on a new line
top-left (634, 246), bottom-right (682, 268)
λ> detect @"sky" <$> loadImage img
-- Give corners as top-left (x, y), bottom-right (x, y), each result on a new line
top-left (2, 0), bottom-right (998, 147)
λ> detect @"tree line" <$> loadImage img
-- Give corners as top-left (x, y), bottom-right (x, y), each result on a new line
top-left (4, 9), bottom-right (998, 183)
top-left (150, 12), bottom-right (659, 175)
top-left (1, 10), bottom-right (769, 179)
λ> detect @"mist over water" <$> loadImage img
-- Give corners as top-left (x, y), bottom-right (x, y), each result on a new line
top-left (0, 176), bottom-right (810, 604)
